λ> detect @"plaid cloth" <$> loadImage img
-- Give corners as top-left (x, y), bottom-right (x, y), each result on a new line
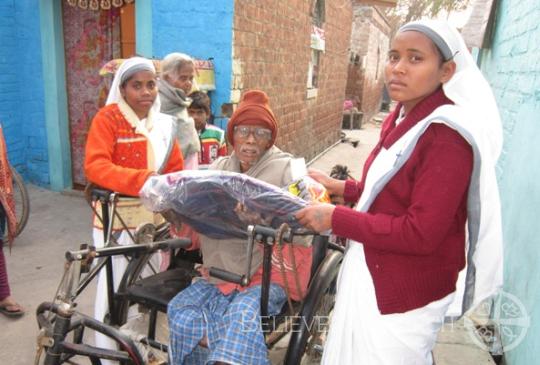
top-left (168, 280), bottom-right (286, 365)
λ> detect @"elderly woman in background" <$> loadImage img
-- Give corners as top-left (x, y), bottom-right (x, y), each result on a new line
top-left (158, 52), bottom-right (201, 169)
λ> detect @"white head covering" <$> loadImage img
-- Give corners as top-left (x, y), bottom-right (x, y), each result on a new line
top-left (105, 56), bottom-right (161, 115)
top-left (104, 57), bottom-right (174, 171)
top-left (399, 20), bottom-right (503, 161)
top-left (399, 20), bottom-right (504, 316)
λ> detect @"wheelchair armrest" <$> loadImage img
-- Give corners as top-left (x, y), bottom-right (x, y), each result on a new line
top-left (90, 187), bottom-right (114, 201)
top-left (209, 267), bottom-right (248, 286)
top-left (85, 184), bottom-right (133, 203)
top-left (65, 238), bottom-right (192, 262)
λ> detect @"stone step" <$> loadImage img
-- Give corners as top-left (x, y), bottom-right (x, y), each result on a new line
top-left (433, 320), bottom-right (497, 365)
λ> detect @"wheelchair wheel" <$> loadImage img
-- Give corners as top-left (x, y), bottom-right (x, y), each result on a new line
top-left (300, 285), bottom-right (335, 364)
top-left (284, 250), bottom-right (343, 365)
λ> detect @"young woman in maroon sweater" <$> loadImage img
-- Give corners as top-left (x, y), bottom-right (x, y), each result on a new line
top-left (296, 20), bottom-right (503, 364)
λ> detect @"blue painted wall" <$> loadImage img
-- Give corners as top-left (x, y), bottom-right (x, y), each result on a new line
top-left (0, 0), bottom-right (235, 189)
top-left (478, 0), bottom-right (540, 363)
top-left (0, 0), bottom-right (48, 185)
top-left (151, 0), bottom-right (234, 129)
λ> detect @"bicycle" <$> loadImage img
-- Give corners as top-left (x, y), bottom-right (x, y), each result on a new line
top-left (0, 123), bottom-right (31, 239)
top-left (9, 163), bottom-right (30, 237)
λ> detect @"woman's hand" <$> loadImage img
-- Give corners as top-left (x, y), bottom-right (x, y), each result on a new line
top-left (308, 168), bottom-right (346, 197)
top-left (295, 203), bottom-right (335, 233)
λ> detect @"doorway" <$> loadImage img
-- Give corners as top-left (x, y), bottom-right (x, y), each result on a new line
top-left (62, 2), bottom-right (135, 188)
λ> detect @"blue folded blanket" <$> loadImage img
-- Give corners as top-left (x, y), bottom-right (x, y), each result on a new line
top-left (140, 170), bottom-right (308, 239)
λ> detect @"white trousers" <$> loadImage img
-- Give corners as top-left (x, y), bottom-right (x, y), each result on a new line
top-left (322, 242), bottom-right (454, 365)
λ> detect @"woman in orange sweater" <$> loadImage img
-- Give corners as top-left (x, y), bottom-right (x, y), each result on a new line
top-left (84, 56), bottom-right (183, 356)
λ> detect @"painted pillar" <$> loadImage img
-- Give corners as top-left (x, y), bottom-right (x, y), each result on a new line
top-left (38, 0), bottom-right (72, 191)
top-left (136, 0), bottom-right (153, 57)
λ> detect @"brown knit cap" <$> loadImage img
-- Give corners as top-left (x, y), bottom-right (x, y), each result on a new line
top-left (226, 90), bottom-right (278, 146)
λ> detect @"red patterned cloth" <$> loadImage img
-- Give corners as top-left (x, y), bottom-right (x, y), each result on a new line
top-left (0, 126), bottom-right (16, 248)
top-left (62, 6), bottom-right (121, 186)
top-left (84, 104), bottom-right (184, 196)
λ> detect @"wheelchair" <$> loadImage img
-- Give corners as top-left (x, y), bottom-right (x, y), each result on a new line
top-left (35, 187), bottom-right (344, 365)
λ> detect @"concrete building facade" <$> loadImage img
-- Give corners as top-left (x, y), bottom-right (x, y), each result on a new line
top-left (345, 3), bottom-right (390, 126)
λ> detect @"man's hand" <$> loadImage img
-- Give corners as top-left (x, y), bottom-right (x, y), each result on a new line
top-left (308, 168), bottom-right (346, 198)
top-left (295, 203), bottom-right (335, 233)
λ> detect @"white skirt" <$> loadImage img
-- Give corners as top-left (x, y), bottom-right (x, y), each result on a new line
top-left (322, 242), bottom-right (454, 365)
top-left (93, 228), bottom-right (162, 365)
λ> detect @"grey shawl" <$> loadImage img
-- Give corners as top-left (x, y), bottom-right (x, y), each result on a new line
top-left (158, 79), bottom-right (201, 157)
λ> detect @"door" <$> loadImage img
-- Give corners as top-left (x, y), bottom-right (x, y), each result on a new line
top-left (62, 2), bottom-right (135, 188)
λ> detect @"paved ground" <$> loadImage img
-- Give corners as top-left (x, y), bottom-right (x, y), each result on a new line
top-left (0, 122), bottom-right (494, 364)
top-left (0, 186), bottom-right (94, 364)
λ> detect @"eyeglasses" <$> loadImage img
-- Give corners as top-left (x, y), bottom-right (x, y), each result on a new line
top-left (233, 126), bottom-right (272, 141)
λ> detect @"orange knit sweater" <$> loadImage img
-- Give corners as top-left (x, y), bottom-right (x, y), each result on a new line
top-left (85, 104), bottom-right (184, 196)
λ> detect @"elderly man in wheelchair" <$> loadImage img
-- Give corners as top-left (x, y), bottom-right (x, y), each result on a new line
top-left (165, 90), bottom-right (314, 365)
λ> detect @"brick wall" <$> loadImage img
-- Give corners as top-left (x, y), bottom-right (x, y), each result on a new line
top-left (0, 1), bottom-right (48, 185)
top-left (478, 1), bottom-right (540, 363)
top-left (232, 0), bottom-right (352, 161)
top-left (346, 5), bottom-right (389, 125)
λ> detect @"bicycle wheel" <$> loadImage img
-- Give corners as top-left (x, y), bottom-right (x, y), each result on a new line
top-left (10, 165), bottom-right (30, 237)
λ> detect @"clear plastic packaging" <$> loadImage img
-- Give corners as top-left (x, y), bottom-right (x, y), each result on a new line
top-left (139, 170), bottom-right (309, 239)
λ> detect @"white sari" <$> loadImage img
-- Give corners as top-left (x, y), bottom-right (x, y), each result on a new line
top-left (93, 57), bottom-right (177, 361)
top-left (322, 20), bottom-right (503, 365)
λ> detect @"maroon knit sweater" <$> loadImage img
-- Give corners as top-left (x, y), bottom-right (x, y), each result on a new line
top-left (332, 88), bottom-right (473, 314)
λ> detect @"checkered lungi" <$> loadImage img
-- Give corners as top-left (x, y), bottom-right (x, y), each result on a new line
top-left (168, 280), bottom-right (286, 365)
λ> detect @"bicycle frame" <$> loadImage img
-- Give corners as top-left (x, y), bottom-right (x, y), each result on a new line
top-left (36, 238), bottom-right (191, 365)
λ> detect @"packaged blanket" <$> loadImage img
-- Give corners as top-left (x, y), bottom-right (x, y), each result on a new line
top-left (140, 170), bottom-right (311, 239)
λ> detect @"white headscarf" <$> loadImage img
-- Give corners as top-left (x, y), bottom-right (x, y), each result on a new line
top-left (399, 20), bottom-right (504, 316)
top-left (105, 57), bottom-right (174, 171)
top-left (105, 56), bottom-right (161, 115)
top-left (399, 19), bottom-right (503, 161)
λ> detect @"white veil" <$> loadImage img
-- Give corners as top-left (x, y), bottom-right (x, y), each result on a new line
top-left (400, 20), bottom-right (504, 315)
top-left (105, 56), bottom-right (161, 115)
